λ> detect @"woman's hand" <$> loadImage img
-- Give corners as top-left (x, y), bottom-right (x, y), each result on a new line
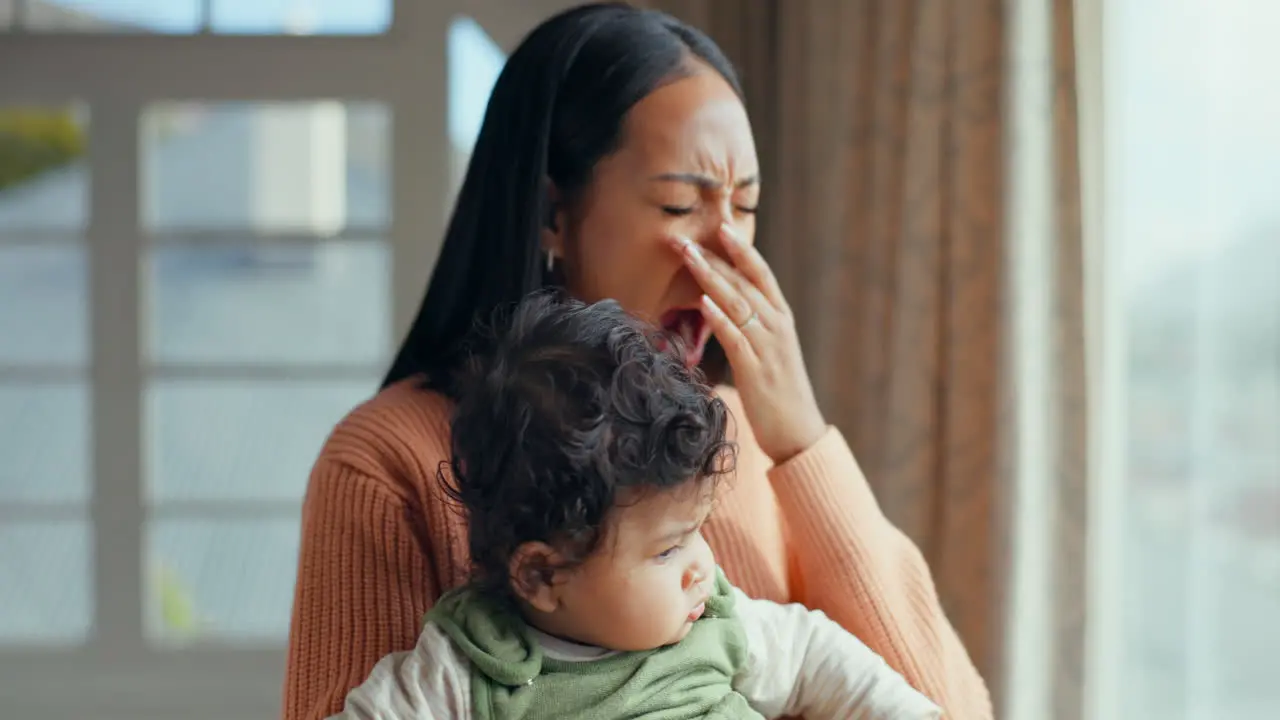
top-left (669, 223), bottom-right (827, 464)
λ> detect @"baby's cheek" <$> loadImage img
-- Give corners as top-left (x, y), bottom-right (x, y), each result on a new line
top-left (629, 566), bottom-right (681, 614)
top-left (689, 535), bottom-right (717, 580)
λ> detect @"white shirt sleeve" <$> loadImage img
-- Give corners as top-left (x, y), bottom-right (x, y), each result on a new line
top-left (731, 589), bottom-right (943, 720)
top-left (326, 621), bottom-right (472, 720)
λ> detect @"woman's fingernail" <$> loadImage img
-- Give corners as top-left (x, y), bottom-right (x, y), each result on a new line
top-left (686, 243), bottom-right (708, 266)
top-left (720, 222), bottom-right (739, 242)
top-left (675, 236), bottom-right (704, 260)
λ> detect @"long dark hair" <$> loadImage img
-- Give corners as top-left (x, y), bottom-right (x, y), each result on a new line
top-left (382, 2), bottom-right (742, 393)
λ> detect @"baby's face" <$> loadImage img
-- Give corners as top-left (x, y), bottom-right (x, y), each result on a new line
top-left (549, 482), bottom-right (718, 651)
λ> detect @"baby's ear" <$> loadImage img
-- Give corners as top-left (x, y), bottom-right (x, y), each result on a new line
top-left (508, 542), bottom-right (563, 613)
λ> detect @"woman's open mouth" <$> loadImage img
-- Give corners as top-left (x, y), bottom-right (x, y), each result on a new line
top-left (657, 307), bottom-right (712, 368)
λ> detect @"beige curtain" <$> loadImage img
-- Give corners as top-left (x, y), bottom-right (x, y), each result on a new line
top-left (646, 1), bottom-right (1088, 717)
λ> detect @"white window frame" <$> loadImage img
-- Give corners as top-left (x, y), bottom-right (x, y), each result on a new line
top-left (0, 1), bottom-right (582, 717)
top-left (1075, 0), bottom-right (1125, 717)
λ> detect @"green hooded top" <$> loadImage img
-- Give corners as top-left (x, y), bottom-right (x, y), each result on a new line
top-left (425, 569), bottom-right (763, 720)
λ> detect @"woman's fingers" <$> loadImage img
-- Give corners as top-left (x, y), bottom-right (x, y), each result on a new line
top-left (701, 252), bottom-right (770, 323)
top-left (675, 236), bottom-right (756, 327)
top-left (716, 223), bottom-right (788, 311)
top-left (665, 231), bottom-right (826, 465)
top-left (700, 294), bottom-right (757, 368)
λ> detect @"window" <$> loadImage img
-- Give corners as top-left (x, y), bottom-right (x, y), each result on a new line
top-left (7, 0), bottom-right (391, 34)
top-left (138, 101), bottom-right (391, 645)
top-left (1, 100), bottom-right (392, 649)
top-left (207, 0), bottom-right (392, 35)
top-left (447, 16), bottom-right (507, 198)
top-left (0, 2), bottom-right (459, 714)
top-left (3, 5), bottom-right (524, 717)
top-left (0, 103), bottom-right (92, 646)
top-left (1104, 0), bottom-right (1280, 717)
top-left (22, 0), bottom-right (203, 32)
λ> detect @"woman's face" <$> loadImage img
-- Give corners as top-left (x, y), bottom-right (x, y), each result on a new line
top-left (547, 66), bottom-right (760, 367)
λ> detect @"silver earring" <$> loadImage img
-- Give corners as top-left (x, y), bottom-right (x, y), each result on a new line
top-left (545, 249), bottom-right (557, 273)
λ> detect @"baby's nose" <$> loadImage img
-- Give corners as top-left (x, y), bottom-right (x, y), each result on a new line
top-left (682, 563), bottom-right (708, 590)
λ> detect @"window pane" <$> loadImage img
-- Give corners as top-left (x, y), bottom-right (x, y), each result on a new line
top-left (448, 17), bottom-right (506, 196)
top-left (210, 0), bottom-right (390, 35)
top-left (0, 245), bottom-right (88, 366)
top-left (23, 0), bottom-right (200, 32)
top-left (1114, 0), bottom-right (1280, 717)
top-left (0, 521), bottom-right (91, 645)
top-left (142, 102), bottom-right (389, 232)
top-left (146, 517), bottom-right (299, 644)
top-left (0, 105), bottom-right (88, 231)
top-left (146, 379), bottom-right (376, 503)
top-left (0, 383), bottom-right (89, 504)
top-left (146, 240), bottom-right (390, 365)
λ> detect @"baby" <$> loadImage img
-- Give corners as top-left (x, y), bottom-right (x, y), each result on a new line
top-left (331, 294), bottom-right (942, 720)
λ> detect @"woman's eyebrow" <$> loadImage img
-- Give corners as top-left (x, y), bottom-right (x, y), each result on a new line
top-left (648, 172), bottom-right (760, 189)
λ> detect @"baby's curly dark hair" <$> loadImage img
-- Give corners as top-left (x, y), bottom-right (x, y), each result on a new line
top-left (440, 292), bottom-right (736, 597)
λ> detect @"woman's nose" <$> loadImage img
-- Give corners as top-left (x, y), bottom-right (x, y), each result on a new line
top-left (712, 200), bottom-right (737, 231)
top-left (694, 221), bottom-right (735, 261)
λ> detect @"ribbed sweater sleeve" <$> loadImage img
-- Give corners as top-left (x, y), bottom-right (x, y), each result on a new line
top-left (284, 461), bottom-right (440, 720)
top-left (768, 428), bottom-right (994, 719)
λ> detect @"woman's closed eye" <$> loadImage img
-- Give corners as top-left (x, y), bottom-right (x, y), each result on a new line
top-left (662, 204), bottom-right (758, 217)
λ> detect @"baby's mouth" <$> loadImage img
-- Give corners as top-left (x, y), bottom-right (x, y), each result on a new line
top-left (687, 601), bottom-right (706, 623)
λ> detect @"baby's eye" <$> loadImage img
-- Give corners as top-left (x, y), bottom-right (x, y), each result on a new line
top-left (656, 545), bottom-right (682, 561)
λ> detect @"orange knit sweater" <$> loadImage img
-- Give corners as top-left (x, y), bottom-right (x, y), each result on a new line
top-left (284, 380), bottom-right (993, 719)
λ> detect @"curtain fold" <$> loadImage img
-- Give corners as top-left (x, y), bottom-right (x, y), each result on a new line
top-left (647, 2), bottom-right (1088, 716)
